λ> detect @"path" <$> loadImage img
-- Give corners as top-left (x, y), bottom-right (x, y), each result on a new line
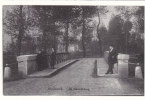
top-left (3, 58), bottom-right (144, 95)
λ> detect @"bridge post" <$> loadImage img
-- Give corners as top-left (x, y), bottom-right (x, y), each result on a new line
top-left (4, 64), bottom-right (12, 81)
top-left (135, 64), bottom-right (143, 79)
top-left (17, 55), bottom-right (37, 78)
top-left (93, 60), bottom-right (98, 77)
top-left (117, 54), bottom-right (130, 78)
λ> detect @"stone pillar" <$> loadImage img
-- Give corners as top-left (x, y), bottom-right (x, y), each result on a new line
top-left (17, 55), bottom-right (37, 78)
top-left (135, 64), bottom-right (143, 79)
top-left (4, 66), bottom-right (12, 81)
top-left (117, 54), bottom-right (130, 78)
top-left (104, 51), bottom-right (109, 63)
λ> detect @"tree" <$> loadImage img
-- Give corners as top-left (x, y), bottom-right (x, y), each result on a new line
top-left (32, 6), bottom-right (57, 51)
top-left (85, 6), bottom-right (108, 56)
top-left (52, 6), bottom-right (80, 52)
top-left (123, 21), bottom-right (133, 53)
top-left (3, 5), bottom-right (26, 56)
top-left (99, 26), bottom-right (108, 52)
top-left (17, 6), bottom-right (25, 55)
top-left (134, 6), bottom-right (144, 34)
top-left (95, 6), bottom-right (108, 56)
top-left (108, 15), bottom-right (124, 35)
top-left (81, 6), bottom-right (98, 57)
top-left (131, 6), bottom-right (144, 54)
top-left (32, 6), bottom-right (80, 53)
top-left (108, 15), bottom-right (124, 52)
top-left (115, 6), bottom-right (144, 54)
top-left (70, 6), bottom-right (108, 57)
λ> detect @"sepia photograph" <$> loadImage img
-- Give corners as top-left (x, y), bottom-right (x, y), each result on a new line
top-left (2, 5), bottom-right (144, 96)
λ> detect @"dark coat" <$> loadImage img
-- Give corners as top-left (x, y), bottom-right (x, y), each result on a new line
top-left (108, 48), bottom-right (118, 64)
top-left (50, 52), bottom-right (56, 67)
top-left (36, 51), bottom-right (48, 71)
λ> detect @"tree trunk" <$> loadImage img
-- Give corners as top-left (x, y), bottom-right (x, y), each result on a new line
top-left (53, 33), bottom-right (57, 53)
top-left (11, 34), bottom-right (15, 53)
top-left (17, 6), bottom-right (24, 56)
top-left (82, 9), bottom-right (86, 57)
top-left (42, 30), bottom-right (47, 51)
top-left (65, 20), bottom-right (69, 53)
top-left (125, 31), bottom-right (130, 54)
top-left (96, 8), bottom-right (103, 57)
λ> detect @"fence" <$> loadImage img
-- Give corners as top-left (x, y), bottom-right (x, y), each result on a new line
top-left (46, 52), bottom-right (69, 68)
top-left (4, 52), bottom-right (69, 67)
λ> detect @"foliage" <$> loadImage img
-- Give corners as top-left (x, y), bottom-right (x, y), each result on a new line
top-left (114, 6), bottom-right (144, 54)
top-left (3, 6), bottom-right (144, 57)
top-left (108, 15), bottom-right (124, 35)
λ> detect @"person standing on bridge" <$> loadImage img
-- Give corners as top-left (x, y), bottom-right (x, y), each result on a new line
top-left (105, 45), bottom-right (118, 74)
top-left (50, 48), bottom-right (56, 69)
top-left (36, 49), bottom-right (48, 71)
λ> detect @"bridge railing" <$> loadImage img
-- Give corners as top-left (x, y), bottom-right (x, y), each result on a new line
top-left (46, 52), bottom-right (69, 67)
top-left (4, 52), bottom-right (70, 80)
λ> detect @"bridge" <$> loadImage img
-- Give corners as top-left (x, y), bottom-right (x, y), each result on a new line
top-left (3, 53), bottom-right (144, 95)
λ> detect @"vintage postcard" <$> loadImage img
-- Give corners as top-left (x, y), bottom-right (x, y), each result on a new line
top-left (1, 0), bottom-right (145, 97)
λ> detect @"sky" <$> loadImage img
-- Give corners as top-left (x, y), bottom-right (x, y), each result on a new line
top-left (102, 6), bottom-right (117, 28)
